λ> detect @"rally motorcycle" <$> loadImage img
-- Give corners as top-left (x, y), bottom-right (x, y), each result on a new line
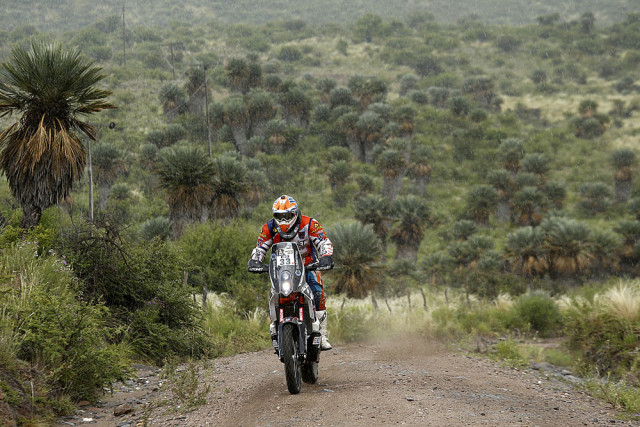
top-left (249, 242), bottom-right (330, 394)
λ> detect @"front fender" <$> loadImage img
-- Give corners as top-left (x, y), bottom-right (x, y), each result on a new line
top-left (278, 318), bottom-right (306, 361)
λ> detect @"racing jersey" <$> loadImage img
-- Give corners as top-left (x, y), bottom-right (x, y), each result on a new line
top-left (251, 215), bottom-right (333, 265)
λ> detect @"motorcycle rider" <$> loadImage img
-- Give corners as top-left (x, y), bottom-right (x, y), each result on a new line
top-left (248, 195), bottom-right (334, 350)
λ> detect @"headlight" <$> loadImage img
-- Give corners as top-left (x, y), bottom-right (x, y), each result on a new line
top-left (280, 271), bottom-right (293, 296)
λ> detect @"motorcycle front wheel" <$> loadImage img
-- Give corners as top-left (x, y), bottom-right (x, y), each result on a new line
top-left (282, 323), bottom-right (302, 394)
top-left (301, 359), bottom-right (318, 384)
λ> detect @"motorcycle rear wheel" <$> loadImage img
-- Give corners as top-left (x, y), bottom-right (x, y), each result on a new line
top-left (282, 323), bottom-right (302, 394)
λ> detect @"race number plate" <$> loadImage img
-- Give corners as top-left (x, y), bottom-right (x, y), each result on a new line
top-left (276, 247), bottom-right (295, 267)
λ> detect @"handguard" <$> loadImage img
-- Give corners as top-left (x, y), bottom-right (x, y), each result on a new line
top-left (317, 255), bottom-right (334, 271)
top-left (248, 258), bottom-right (268, 273)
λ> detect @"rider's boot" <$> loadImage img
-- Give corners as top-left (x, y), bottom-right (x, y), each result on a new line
top-left (317, 310), bottom-right (332, 351)
top-left (270, 322), bottom-right (278, 353)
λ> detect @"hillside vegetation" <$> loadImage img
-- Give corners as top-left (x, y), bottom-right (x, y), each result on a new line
top-left (1, 3), bottom-right (640, 423)
top-left (0, 0), bottom-right (636, 31)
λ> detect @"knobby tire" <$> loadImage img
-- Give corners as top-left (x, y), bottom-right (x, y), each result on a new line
top-left (282, 323), bottom-right (302, 394)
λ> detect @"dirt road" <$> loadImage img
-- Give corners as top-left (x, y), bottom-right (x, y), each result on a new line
top-left (60, 337), bottom-right (638, 426)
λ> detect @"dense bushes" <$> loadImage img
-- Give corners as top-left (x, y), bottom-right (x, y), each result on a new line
top-left (0, 241), bottom-right (129, 415)
top-left (564, 282), bottom-right (640, 378)
top-left (60, 220), bottom-right (208, 363)
top-left (179, 221), bottom-right (266, 313)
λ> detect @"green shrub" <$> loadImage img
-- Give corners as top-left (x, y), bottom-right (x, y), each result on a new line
top-left (564, 282), bottom-right (640, 378)
top-left (180, 221), bottom-right (263, 302)
top-left (277, 45), bottom-right (302, 61)
top-left (512, 291), bottom-right (562, 337)
top-left (61, 222), bottom-right (207, 362)
top-left (0, 242), bottom-right (130, 403)
top-left (495, 339), bottom-right (527, 367)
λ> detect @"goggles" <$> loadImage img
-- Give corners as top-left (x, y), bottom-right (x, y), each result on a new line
top-left (274, 211), bottom-right (297, 223)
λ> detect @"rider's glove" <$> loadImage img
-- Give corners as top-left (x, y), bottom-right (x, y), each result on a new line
top-left (317, 255), bottom-right (334, 271)
top-left (248, 258), bottom-right (265, 273)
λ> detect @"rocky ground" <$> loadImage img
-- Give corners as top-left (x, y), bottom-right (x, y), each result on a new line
top-left (57, 337), bottom-right (640, 426)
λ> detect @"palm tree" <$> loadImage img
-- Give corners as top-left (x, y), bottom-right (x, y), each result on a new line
top-left (159, 83), bottom-right (187, 122)
top-left (329, 222), bottom-right (383, 299)
top-left (225, 58), bottom-right (262, 94)
top-left (590, 229), bottom-right (621, 277)
top-left (628, 198), bottom-right (640, 221)
top-left (409, 146), bottom-right (432, 197)
top-left (245, 89), bottom-right (276, 138)
top-left (578, 181), bottom-right (613, 216)
top-left (184, 66), bottom-right (207, 117)
top-left (541, 216), bottom-right (592, 277)
top-left (614, 220), bottom-right (640, 268)
top-left (347, 75), bottom-right (387, 110)
top-left (278, 86), bottom-right (312, 128)
top-left (428, 87), bottom-right (450, 109)
top-left (316, 77), bottom-right (337, 103)
top-left (399, 74), bottom-right (419, 96)
top-left (504, 226), bottom-right (548, 277)
top-left (541, 180), bottom-right (567, 210)
top-left (156, 144), bottom-right (214, 239)
top-left (465, 185), bottom-right (498, 225)
top-left (244, 168), bottom-right (267, 208)
top-left (356, 111), bottom-right (386, 163)
top-left (393, 105), bottom-right (416, 137)
top-left (328, 161), bottom-right (352, 207)
top-left (377, 147), bottom-right (408, 201)
top-left (265, 119), bottom-right (289, 153)
top-left (329, 86), bottom-right (355, 109)
top-left (139, 216), bottom-right (172, 241)
top-left (210, 155), bottom-right (249, 220)
top-left (511, 186), bottom-right (545, 226)
top-left (487, 169), bottom-right (514, 223)
top-left (610, 148), bottom-right (636, 203)
top-left (223, 95), bottom-right (250, 155)
top-left (522, 153), bottom-right (550, 182)
top-left (390, 195), bottom-right (431, 261)
top-left (462, 76), bottom-right (495, 108)
top-left (578, 99), bottom-right (598, 118)
top-left (354, 194), bottom-right (392, 255)
top-left (337, 111), bottom-right (362, 161)
top-left (0, 42), bottom-right (114, 229)
top-left (451, 220), bottom-right (477, 241)
top-left (421, 252), bottom-right (452, 292)
top-left (499, 138), bottom-right (525, 174)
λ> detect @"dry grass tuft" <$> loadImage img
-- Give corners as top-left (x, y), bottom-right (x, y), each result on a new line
top-left (600, 281), bottom-right (640, 322)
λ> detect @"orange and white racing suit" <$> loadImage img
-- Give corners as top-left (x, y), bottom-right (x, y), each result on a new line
top-left (250, 215), bottom-right (333, 310)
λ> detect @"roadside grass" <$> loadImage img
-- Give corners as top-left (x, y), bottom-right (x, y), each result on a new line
top-left (200, 293), bottom-right (271, 357)
top-left (199, 280), bottom-right (640, 414)
top-left (583, 377), bottom-right (640, 415)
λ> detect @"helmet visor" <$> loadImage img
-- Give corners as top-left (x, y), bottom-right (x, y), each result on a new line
top-left (274, 211), bottom-right (297, 224)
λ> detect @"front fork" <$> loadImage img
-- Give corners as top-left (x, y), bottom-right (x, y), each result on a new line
top-left (268, 284), bottom-right (320, 356)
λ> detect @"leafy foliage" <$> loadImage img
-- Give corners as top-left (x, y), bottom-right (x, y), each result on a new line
top-left (0, 241), bottom-right (130, 403)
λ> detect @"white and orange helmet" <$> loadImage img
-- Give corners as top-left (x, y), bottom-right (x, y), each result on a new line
top-left (272, 195), bottom-right (301, 239)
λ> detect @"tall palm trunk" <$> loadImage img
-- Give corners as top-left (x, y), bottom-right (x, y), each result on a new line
top-left (231, 126), bottom-right (249, 156)
top-left (21, 204), bottom-right (41, 230)
top-left (382, 174), bottom-right (404, 201)
top-left (496, 199), bottom-right (510, 223)
top-left (395, 242), bottom-right (418, 262)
